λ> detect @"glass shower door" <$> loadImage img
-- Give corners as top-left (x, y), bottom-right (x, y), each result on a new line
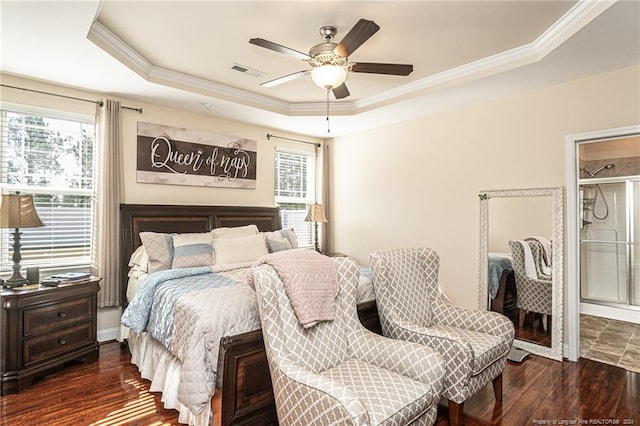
top-left (632, 180), bottom-right (640, 306)
top-left (580, 182), bottom-right (628, 304)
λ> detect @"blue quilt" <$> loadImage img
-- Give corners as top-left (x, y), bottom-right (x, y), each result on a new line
top-left (488, 255), bottom-right (512, 298)
top-left (121, 267), bottom-right (237, 349)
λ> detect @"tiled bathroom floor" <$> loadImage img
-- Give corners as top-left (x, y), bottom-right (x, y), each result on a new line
top-left (580, 314), bottom-right (640, 373)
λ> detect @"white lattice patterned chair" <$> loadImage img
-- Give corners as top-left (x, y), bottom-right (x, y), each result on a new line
top-left (508, 240), bottom-right (552, 331)
top-left (252, 256), bottom-right (446, 426)
top-left (369, 247), bottom-right (515, 426)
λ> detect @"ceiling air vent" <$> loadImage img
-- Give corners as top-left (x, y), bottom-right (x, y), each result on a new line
top-left (231, 63), bottom-right (264, 77)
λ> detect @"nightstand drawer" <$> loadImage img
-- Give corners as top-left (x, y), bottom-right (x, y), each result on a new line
top-left (23, 297), bottom-right (92, 336)
top-left (23, 322), bottom-right (94, 366)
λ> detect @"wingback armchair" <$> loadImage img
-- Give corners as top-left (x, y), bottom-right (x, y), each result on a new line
top-left (370, 247), bottom-right (514, 426)
top-left (508, 240), bottom-right (553, 330)
top-left (252, 256), bottom-right (446, 426)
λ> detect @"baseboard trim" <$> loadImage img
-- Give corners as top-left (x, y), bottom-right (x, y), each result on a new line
top-left (98, 327), bottom-right (120, 343)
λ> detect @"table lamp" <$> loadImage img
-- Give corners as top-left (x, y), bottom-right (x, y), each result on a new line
top-left (0, 192), bottom-right (45, 288)
top-left (304, 203), bottom-right (327, 253)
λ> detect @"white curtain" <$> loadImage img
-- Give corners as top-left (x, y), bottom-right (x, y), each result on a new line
top-left (316, 142), bottom-right (331, 253)
top-left (92, 99), bottom-right (123, 307)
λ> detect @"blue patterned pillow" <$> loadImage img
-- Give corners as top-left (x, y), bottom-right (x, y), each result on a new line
top-left (171, 232), bottom-right (213, 269)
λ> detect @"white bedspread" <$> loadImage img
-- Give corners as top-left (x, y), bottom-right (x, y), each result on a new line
top-left (172, 283), bottom-right (261, 415)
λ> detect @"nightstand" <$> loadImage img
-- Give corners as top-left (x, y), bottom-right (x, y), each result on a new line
top-left (0, 277), bottom-right (101, 395)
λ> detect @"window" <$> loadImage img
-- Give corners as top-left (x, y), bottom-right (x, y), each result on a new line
top-left (0, 106), bottom-right (95, 272)
top-left (274, 150), bottom-right (315, 247)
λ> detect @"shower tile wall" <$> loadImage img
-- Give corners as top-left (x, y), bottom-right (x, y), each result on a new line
top-left (580, 156), bottom-right (640, 179)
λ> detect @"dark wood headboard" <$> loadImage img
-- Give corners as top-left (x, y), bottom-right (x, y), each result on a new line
top-left (119, 204), bottom-right (282, 307)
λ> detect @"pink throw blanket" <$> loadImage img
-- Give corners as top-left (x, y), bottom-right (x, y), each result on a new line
top-left (249, 249), bottom-right (339, 328)
top-left (525, 236), bottom-right (552, 266)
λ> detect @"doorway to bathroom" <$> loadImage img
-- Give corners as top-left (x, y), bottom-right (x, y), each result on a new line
top-left (565, 125), bottom-right (640, 363)
top-left (578, 136), bottom-right (640, 320)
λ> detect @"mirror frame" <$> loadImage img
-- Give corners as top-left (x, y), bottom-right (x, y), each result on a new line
top-left (478, 186), bottom-right (564, 361)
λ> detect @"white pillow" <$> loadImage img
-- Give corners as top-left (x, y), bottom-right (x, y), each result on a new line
top-left (128, 245), bottom-right (149, 272)
top-left (211, 224), bottom-right (259, 239)
top-left (126, 272), bottom-right (148, 303)
top-left (212, 262), bottom-right (255, 273)
top-left (212, 233), bottom-right (268, 266)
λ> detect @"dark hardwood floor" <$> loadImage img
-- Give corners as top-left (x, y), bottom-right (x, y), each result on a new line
top-left (495, 273), bottom-right (552, 348)
top-left (1, 341), bottom-right (638, 425)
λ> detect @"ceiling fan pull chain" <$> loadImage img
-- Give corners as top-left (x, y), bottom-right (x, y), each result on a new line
top-left (326, 88), bottom-right (331, 133)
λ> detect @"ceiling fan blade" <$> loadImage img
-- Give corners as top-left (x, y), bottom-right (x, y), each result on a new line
top-left (349, 62), bottom-right (413, 76)
top-left (260, 70), bottom-right (311, 88)
top-left (332, 83), bottom-right (350, 99)
top-left (249, 38), bottom-right (311, 61)
top-left (334, 19), bottom-right (380, 58)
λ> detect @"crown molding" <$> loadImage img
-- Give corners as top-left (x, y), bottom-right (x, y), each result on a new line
top-left (86, 21), bottom-right (152, 78)
top-left (87, 0), bottom-right (611, 117)
top-left (148, 66), bottom-right (293, 114)
top-left (534, 0), bottom-right (616, 57)
top-left (359, 0), bottom-right (615, 110)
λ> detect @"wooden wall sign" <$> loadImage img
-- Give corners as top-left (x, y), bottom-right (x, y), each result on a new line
top-left (136, 122), bottom-right (257, 189)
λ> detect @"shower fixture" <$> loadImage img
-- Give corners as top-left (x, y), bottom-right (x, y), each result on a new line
top-left (580, 163), bottom-right (614, 223)
top-left (581, 163), bottom-right (615, 178)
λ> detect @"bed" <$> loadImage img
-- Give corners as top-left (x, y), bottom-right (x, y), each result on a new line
top-left (488, 253), bottom-right (517, 319)
top-left (119, 203), bottom-right (381, 426)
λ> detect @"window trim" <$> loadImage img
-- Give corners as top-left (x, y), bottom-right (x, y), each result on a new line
top-left (1, 102), bottom-right (94, 124)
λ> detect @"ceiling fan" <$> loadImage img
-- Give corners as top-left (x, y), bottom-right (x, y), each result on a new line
top-left (249, 18), bottom-right (413, 99)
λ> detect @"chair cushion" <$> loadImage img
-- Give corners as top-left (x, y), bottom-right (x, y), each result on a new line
top-left (320, 358), bottom-right (433, 426)
top-left (429, 325), bottom-right (509, 375)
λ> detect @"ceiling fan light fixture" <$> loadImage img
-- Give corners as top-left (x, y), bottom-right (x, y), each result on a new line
top-left (311, 65), bottom-right (347, 89)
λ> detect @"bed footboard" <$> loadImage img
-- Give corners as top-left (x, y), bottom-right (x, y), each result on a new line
top-left (219, 329), bottom-right (277, 426)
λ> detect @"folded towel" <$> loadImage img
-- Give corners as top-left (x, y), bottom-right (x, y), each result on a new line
top-left (249, 249), bottom-right (339, 328)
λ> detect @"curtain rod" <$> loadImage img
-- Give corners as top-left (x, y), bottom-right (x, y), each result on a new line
top-left (266, 133), bottom-right (320, 147)
top-left (1, 84), bottom-right (143, 113)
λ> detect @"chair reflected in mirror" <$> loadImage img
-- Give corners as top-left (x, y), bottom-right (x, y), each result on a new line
top-left (508, 240), bottom-right (552, 344)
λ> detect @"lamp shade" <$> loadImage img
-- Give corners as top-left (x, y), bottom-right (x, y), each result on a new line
top-left (0, 193), bottom-right (45, 229)
top-left (311, 65), bottom-right (347, 89)
top-left (304, 203), bottom-right (328, 223)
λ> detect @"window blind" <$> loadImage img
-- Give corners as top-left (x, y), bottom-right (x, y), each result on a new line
top-left (274, 150), bottom-right (315, 247)
top-left (0, 108), bottom-right (95, 271)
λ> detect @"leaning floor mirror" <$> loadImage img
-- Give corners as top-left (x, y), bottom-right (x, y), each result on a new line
top-left (478, 187), bottom-right (564, 361)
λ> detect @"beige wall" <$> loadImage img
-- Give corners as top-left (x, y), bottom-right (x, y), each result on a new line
top-left (3, 65), bottom-right (639, 336)
top-left (488, 196), bottom-right (553, 254)
top-left (0, 73), bottom-right (320, 338)
top-left (330, 65), bottom-right (640, 310)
